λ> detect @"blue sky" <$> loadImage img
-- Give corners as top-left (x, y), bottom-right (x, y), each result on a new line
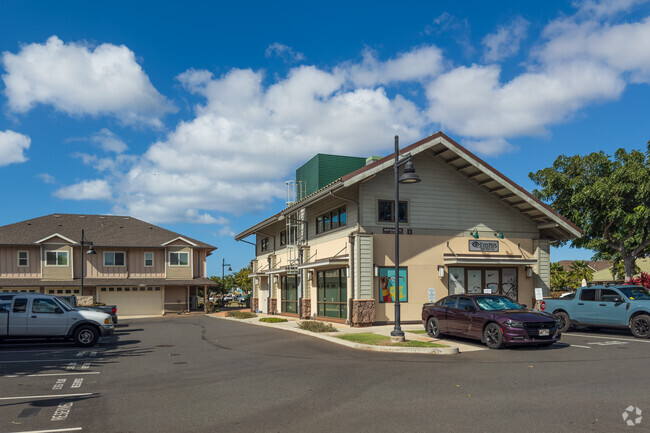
top-left (1, 0), bottom-right (649, 276)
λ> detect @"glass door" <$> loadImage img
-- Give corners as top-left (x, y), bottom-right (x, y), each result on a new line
top-left (467, 270), bottom-right (482, 294)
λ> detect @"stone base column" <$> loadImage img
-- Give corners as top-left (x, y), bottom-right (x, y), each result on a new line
top-left (251, 297), bottom-right (259, 313)
top-left (299, 298), bottom-right (311, 319)
top-left (268, 298), bottom-right (277, 315)
top-left (351, 299), bottom-right (375, 327)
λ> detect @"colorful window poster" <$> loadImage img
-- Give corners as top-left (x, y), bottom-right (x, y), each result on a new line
top-left (378, 267), bottom-right (407, 303)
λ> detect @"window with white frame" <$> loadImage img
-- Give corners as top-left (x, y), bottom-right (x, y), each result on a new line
top-left (169, 252), bottom-right (189, 266)
top-left (144, 252), bottom-right (154, 267)
top-left (104, 252), bottom-right (125, 267)
top-left (45, 251), bottom-right (68, 266)
top-left (18, 251), bottom-right (29, 267)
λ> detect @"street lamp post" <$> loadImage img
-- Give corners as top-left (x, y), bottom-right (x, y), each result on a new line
top-left (390, 135), bottom-right (421, 342)
top-left (80, 229), bottom-right (97, 297)
top-left (222, 258), bottom-right (232, 300)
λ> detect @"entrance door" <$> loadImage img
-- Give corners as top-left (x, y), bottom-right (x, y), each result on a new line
top-left (467, 270), bottom-right (482, 294)
top-left (259, 279), bottom-right (269, 313)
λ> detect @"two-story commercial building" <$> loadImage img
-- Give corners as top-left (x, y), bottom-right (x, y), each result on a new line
top-left (0, 214), bottom-right (217, 316)
top-left (235, 132), bottom-right (581, 326)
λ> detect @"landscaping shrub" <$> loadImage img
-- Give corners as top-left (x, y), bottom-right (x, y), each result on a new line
top-left (259, 317), bottom-right (288, 323)
top-left (298, 320), bottom-right (338, 333)
top-left (226, 311), bottom-right (257, 319)
top-left (625, 272), bottom-right (650, 289)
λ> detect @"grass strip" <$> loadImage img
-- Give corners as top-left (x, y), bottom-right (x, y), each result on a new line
top-left (337, 333), bottom-right (447, 347)
top-left (226, 311), bottom-right (257, 319)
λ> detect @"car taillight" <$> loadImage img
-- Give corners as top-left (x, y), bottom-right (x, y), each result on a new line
top-left (112, 307), bottom-right (117, 314)
top-left (540, 301), bottom-right (546, 311)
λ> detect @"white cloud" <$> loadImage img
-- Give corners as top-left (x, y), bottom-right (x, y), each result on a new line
top-left (462, 138), bottom-right (517, 156)
top-left (482, 16), bottom-right (530, 62)
top-left (54, 179), bottom-right (112, 200)
top-left (573, 0), bottom-right (649, 18)
top-left (0, 130), bottom-right (30, 166)
top-left (265, 43), bottom-right (305, 62)
top-left (1, 36), bottom-right (175, 126)
top-left (91, 128), bottom-right (127, 153)
top-left (219, 226), bottom-right (236, 237)
top-left (36, 173), bottom-right (56, 184)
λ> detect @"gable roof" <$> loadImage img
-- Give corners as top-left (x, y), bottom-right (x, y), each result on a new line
top-left (0, 214), bottom-right (216, 250)
top-left (236, 131), bottom-right (582, 241)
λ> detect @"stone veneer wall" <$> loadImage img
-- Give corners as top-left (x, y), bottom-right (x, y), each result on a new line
top-left (268, 298), bottom-right (278, 315)
top-left (251, 297), bottom-right (259, 313)
top-left (300, 298), bottom-right (311, 319)
top-left (351, 299), bottom-right (375, 327)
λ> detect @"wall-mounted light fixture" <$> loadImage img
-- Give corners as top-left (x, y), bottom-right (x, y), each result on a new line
top-left (307, 270), bottom-right (313, 281)
top-left (345, 267), bottom-right (350, 278)
top-left (438, 265), bottom-right (445, 278)
top-left (470, 229), bottom-right (479, 239)
top-left (525, 266), bottom-right (533, 278)
top-left (374, 264), bottom-right (379, 277)
top-left (273, 275), bottom-right (278, 284)
top-left (494, 231), bottom-right (504, 239)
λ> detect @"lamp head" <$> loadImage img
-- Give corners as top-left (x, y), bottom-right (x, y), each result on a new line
top-left (87, 245), bottom-right (97, 255)
top-left (399, 161), bottom-right (421, 184)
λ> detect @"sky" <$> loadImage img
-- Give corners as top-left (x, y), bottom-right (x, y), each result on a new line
top-left (1, 0), bottom-right (649, 277)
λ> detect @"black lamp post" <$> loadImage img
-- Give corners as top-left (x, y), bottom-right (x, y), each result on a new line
top-left (222, 258), bottom-right (232, 298)
top-left (80, 229), bottom-right (97, 297)
top-left (390, 135), bottom-right (421, 342)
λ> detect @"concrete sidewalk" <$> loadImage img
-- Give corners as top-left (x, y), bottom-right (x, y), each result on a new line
top-left (209, 311), bottom-right (486, 355)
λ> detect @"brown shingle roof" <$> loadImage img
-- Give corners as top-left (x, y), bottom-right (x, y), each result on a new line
top-left (0, 277), bottom-right (218, 287)
top-left (0, 214), bottom-right (216, 249)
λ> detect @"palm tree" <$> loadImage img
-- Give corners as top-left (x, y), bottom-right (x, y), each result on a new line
top-left (550, 262), bottom-right (569, 291)
top-left (569, 260), bottom-right (594, 285)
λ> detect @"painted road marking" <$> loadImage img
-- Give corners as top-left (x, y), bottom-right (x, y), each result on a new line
top-left (568, 344), bottom-right (592, 348)
top-left (0, 358), bottom-right (99, 364)
top-left (90, 352), bottom-right (97, 357)
top-left (71, 378), bottom-right (83, 389)
top-left (75, 351), bottom-right (85, 357)
top-left (66, 363), bottom-right (77, 371)
top-left (51, 402), bottom-right (74, 421)
top-left (0, 393), bottom-right (93, 401)
top-left (4, 372), bottom-right (99, 378)
top-left (568, 333), bottom-right (650, 343)
top-left (52, 379), bottom-right (67, 390)
top-left (9, 428), bottom-right (82, 433)
top-left (81, 362), bottom-right (91, 369)
top-left (587, 340), bottom-right (628, 346)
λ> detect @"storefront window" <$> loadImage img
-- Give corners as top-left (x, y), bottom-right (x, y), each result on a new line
top-left (448, 267), bottom-right (465, 295)
top-left (280, 275), bottom-right (298, 314)
top-left (317, 269), bottom-right (347, 318)
top-left (447, 267), bottom-right (518, 300)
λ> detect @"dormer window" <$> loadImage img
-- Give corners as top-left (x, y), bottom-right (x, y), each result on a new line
top-left (45, 251), bottom-right (68, 266)
top-left (169, 252), bottom-right (189, 266)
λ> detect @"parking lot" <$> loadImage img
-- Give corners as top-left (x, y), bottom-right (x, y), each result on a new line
top-left (1, 316), bottom-right (648, 432)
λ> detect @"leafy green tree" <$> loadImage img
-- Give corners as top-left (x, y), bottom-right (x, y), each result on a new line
top-left (529, 145), bottom-right (650, 281)
top-left (568, 260), bottom-right (594, 284)
top-left (550, 262), bottom-right (570, 291)
top-left (234, 267), bottom-right (252, 294)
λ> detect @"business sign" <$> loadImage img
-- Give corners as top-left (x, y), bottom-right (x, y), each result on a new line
top-left (468, 240), bottom-right (499, 252)
top-left (378, 267), bottom-right (408, 303)
top-left (427, 288), bottom-right (436, 302)
top-left (534, 288), bottom-right (544, 300)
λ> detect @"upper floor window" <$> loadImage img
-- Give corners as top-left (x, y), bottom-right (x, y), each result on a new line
top-left (378, 200), bottom-right (408, 223)
top-left (169, 252), bottom-right (189, 266)
top-left (104, 252), bottom-right (125, 267)
top-left (18, 251), bottom-right (29, 267)
top-left (280, 231), bottom-right (286, 246)
top-left (316, 207), bottom-right (347, 234)
top-left (45, 251), bottom-right (68, 266)
top-left (260, 237), bottom-right (270, 253)
top-left (279, 227), bottom-right (297, 246)
top-left (144, 252), bottom-right (154, 267)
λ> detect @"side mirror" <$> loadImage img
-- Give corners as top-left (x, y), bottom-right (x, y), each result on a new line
top-left (613, 296), bottom-right (624, 305)
top-left (522, 304), bottom-right (527, 309)
top-left (55, 307), bottom-right (63, 314)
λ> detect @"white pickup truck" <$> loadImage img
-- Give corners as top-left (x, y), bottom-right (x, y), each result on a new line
top-left (0, 292), bottom-right (114, 346)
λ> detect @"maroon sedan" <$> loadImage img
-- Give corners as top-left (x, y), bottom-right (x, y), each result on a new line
top-left (422, 294), bottom-right (561, 349)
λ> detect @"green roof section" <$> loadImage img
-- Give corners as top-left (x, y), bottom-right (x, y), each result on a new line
top-left (296, 154), bottom-right (366, 199)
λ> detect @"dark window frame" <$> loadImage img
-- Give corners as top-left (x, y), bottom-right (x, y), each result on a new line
top-left (377, 200), bottom-right (408, 223)
top-left (260, 237), bottom-right (270, 253)
top-left (280, 275), bottom-right (298, 314)
top-left (316, 268), bottom-right (348, 319)
top-left (315, 207), bottom-right (347, 235)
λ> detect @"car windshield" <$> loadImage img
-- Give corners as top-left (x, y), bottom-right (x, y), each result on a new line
top-left (475, 296), bottom-right (524, 311)
top-left (55, 297), bottom-right (74, 311)
top-left (618, 287), bottom-right (650, 300)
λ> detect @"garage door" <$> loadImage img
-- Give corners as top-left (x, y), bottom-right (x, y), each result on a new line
top-left (97, 287), bottom-right (163, 316)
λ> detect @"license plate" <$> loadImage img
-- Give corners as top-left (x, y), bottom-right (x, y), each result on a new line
top-left (539, 329), bottom-right (550, 336)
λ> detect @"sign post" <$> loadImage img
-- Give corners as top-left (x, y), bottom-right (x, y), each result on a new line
top-left (534, 288), bottom-right (544, 310)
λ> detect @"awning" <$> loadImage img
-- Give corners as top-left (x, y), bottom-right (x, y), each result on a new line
top-left (297, 256), bottom-right (349, 270)
top-left (443, 254), bottom-right (537, 266)
top-left (248, 272), bottom-right (268, 278)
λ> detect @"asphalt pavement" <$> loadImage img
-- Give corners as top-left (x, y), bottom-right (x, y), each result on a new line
top-left (0, 316), bottom-right (648, 433)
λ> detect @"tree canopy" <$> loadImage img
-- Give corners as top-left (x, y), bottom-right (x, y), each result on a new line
top-left (529, 145), bottom-right (650, 280)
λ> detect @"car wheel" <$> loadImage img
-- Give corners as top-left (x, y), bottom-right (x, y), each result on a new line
top-left (555, 311), bottom-right (572, 333)
top-left (426, 316), bottom-right (441, 338)
top-left (483, 323), bottom-right (504, 349)
top-left (74, 325), bottom-right (99, 347)
top-left (630, 315), bottom-right (650, 339)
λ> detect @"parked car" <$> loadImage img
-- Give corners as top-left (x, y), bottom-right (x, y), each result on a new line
top-left (541, 285), bottom-right (650, 338)
top-left (422, 294), bottom-right (560, 349)
top-left (0, 293), bottom-right (114, 346)
top-left (58, 295), bottom-right (118, 324)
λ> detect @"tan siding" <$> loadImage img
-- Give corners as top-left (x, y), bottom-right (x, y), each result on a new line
top-left (0, 246), bottom-right (40, 278)
top-left (166, 246), bottom-right (192, 279)
top-left (357, 234), bottom-right (373, 299)
top-left (359, 155), bottom-right (539, 236)
top-left (534, 240), bottom-right (551, 296)
top-left (42, 244), bottom-right (73, 280)
top-left (164, 286), bottom-right (187, 312)
top-left (85, 248), bottom-right (128, 278)
top-left (129, 248), bottom-right (165, 278)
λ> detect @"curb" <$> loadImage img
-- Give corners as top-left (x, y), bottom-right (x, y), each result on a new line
top-left (210, 314), bottom-right (459, 355)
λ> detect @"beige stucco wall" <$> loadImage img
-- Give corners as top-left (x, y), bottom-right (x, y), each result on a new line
top-left (0, 246), bottom-right (41, 278)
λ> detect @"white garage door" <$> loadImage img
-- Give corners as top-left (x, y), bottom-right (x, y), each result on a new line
top-left (98, 287), bottom-right (163, 316)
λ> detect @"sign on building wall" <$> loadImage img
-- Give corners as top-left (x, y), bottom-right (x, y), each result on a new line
top-left (468, 240), bottom-right (499, 252)
top-left (427, 288), bottom-right (436, 302)
top-left (378, 267), bottom-right (408, 303)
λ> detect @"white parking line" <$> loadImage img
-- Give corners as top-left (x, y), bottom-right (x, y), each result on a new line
top-left (4, 372), bottom-right (99, 378)
top-left (568, 344), bottom-right (592, 348)
top-left (9, 428), bottom-right (82, 433)
top-left (0, 358), bottom-right (98, 364)
top-left (0, 393), bottom-right (93, 401)
top-left (567, 333), bottom-right (650, 343)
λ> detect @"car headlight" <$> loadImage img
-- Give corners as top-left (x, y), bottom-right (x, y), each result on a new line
top-left (503, 320), bottom-right (524, 328)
